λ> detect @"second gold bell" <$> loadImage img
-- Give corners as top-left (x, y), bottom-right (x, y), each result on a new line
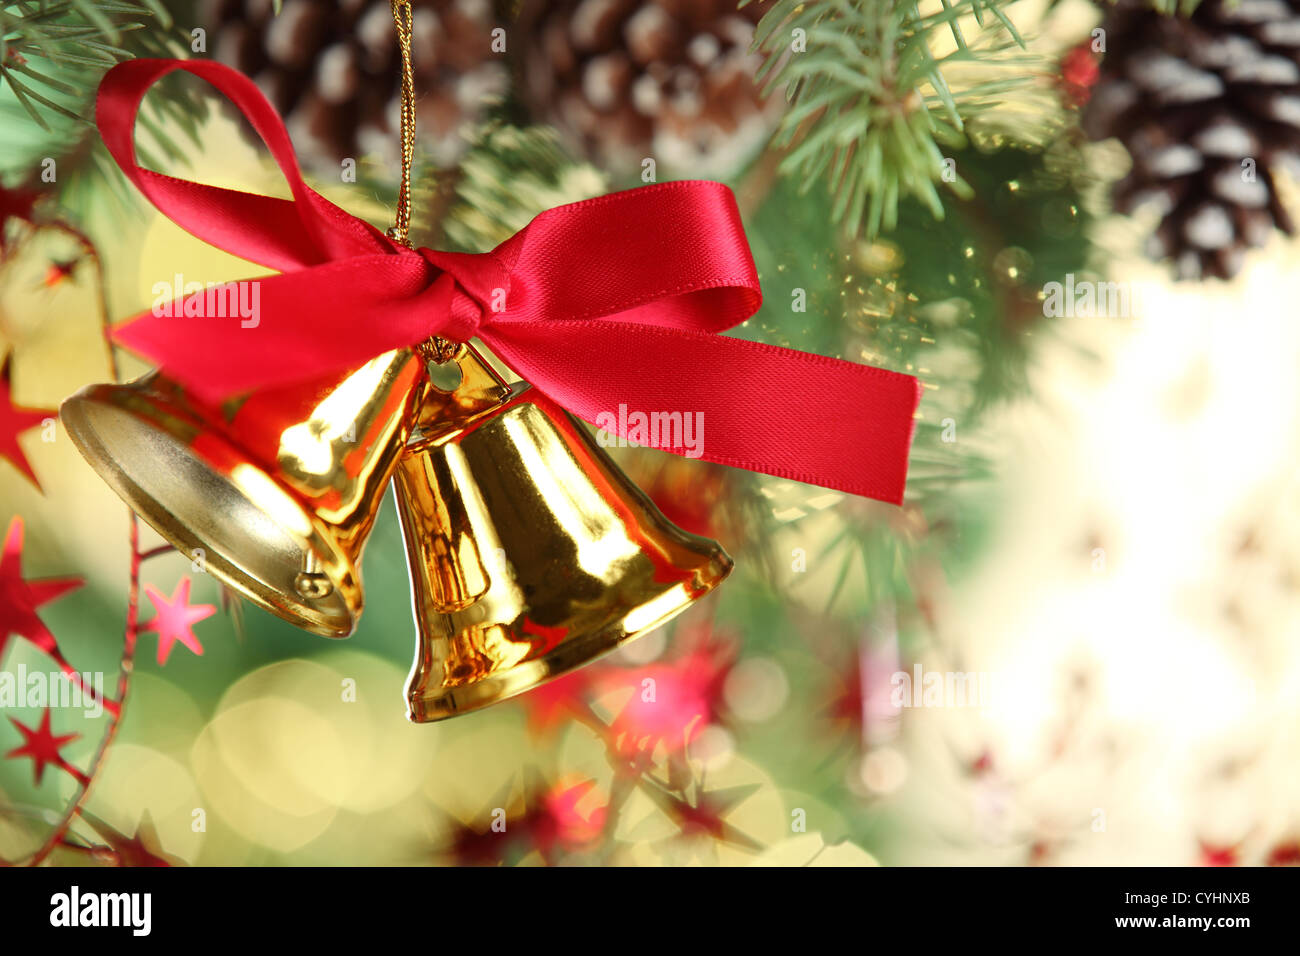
top-left (392, 345), bottom-right (732, 721)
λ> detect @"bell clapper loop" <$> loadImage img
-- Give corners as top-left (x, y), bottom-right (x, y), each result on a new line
top-left (294, 551), bottom-right (334, 601)
top-left (417, 336), bottom-right (466, 366)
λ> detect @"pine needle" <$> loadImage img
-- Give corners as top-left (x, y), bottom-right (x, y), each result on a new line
top-left (750, 0), bottom-right (1034, 239)
top-left (1, 0), bottom-right (206, 198)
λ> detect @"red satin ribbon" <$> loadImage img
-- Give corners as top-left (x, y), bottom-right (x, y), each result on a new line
top-left (97, 59), bottom-right (922, 504)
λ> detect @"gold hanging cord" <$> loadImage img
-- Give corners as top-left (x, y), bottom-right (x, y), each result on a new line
top-left (388, 0), bottom-right (416, 248)
top-left (388, 0), bottom-right (463, 364)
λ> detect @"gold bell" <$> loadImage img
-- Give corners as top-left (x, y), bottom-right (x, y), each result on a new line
top-left (394, 345), bottom-right (733, 721)
top-left (59, 349), bottom-right (430, 637)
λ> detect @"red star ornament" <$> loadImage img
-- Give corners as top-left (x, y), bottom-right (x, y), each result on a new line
top-left (6, 708), bottom-right (81, 786)
top-left (0, 515), bottom-right (83, 663)
top-left (0, 354), bottom-right (54, 491)
top-left (80, 809), bottom-right (184, 867)
top-left (42, 258), bottom-right (80, 288)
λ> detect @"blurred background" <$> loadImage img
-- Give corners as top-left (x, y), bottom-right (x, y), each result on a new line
top-left (3, 0), bottom-right (1300, 866)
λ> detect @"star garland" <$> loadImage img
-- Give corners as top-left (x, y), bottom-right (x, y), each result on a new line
top-left (0, 203), bottom-right (183, 867)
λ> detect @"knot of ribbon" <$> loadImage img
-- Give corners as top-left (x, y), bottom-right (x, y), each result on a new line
top-left (97, 58), bottom-right (922, 504)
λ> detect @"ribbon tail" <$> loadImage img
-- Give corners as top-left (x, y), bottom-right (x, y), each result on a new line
top-left (483, 321), bottom-right (922, 505)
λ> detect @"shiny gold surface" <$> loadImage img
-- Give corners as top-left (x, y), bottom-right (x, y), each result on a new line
top-left (60, 349), bottom-right (430, 637)
top-left (395, 346), bottom-right (733, 721)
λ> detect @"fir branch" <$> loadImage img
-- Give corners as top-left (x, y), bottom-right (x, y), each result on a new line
top-left (3, 1), bottom-right (159, 125)
top-left (746, 0), bottom-right (1033, 238)
top-left (437, 123), bottom-right (607, 253)
top-left (0, 1), bottom-right (206, 205)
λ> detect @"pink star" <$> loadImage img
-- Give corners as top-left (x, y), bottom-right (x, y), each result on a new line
top-left (140, 578), bottom-right (214, 665)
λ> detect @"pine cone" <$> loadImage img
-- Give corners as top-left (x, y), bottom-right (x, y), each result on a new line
top-left (1084, 0), bottom-right (1300, 280)
top-left (517, 0), bottom-right (779, 176)
top-left (203, 0), bottom-right (508, 176)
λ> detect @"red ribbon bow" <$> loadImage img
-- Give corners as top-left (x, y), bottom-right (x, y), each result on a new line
top-left (97, 59), bottom-right (921, 504)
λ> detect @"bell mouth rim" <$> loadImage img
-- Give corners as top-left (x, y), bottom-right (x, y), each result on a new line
top-left (404, 548), bottom-right (733, 723)
top-left (60, 383), bottom-right (363, 639)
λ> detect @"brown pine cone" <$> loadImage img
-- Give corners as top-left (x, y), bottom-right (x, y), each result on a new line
top-left (203, 0), bottom-right (509, 175)
top-left (517, 0), bottom-right (779, 177)
top-left (1084, 0), bottom-right (1300, 280)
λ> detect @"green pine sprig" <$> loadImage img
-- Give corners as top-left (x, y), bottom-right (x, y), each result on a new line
top-left (1, 1), bottom-right (206, 200)
top-left (746, 0), bottom-right (1032, 238)
top-left (2, 1), bottom-right (165, 128)
top-left (436, 122), bottom-right (607, 253)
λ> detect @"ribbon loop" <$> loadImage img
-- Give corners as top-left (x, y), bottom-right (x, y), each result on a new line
top-left (96, 59), bottom-right (391, 272)
top-left (97, 58), bottom-right (921, 504)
